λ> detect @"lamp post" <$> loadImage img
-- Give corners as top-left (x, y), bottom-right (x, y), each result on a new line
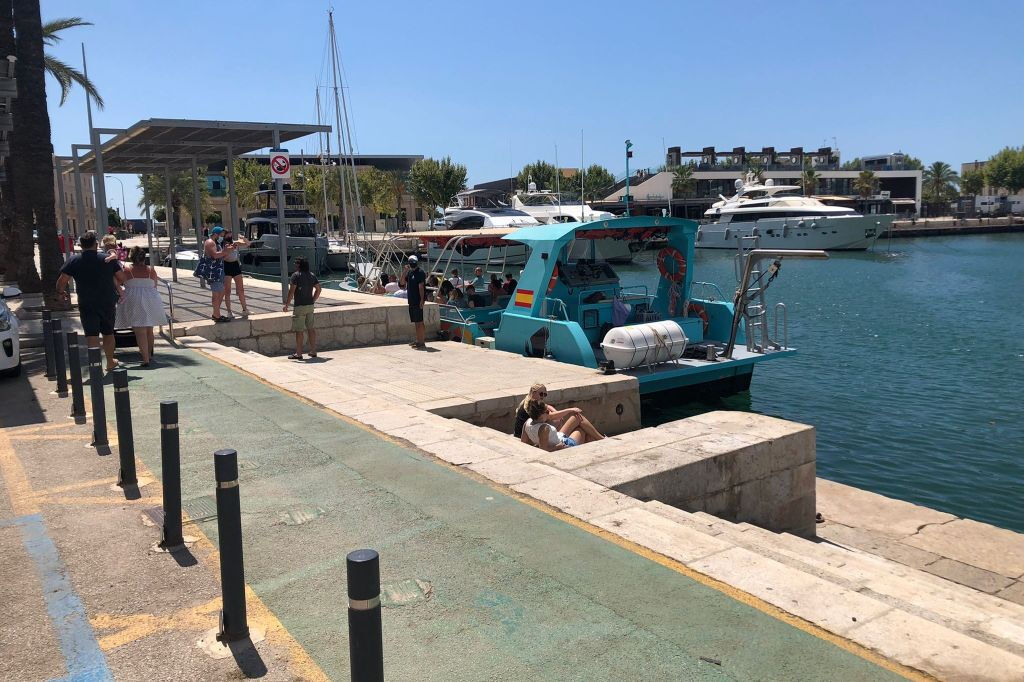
top-left (624, 140), bottom-right (633, 218)
top-left (106, 175), bottom-right (127, 228)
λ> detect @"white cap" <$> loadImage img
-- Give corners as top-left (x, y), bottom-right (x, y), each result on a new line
top-left (408, 255), bottom-right (418, 263)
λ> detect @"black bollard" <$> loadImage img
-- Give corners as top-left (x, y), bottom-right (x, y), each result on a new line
top-left (214, 449), bottom-right (248, 642)
top-left (66, 331), bottom-right (86, 421)
top-left (42, 309), bottom-right (55, 380)
top-left (346, 549), bottom-right (384, 682)
top-left (51, 318), bottom-right (68, 397)
top-left (159, 401), bottom-right (184, 549)
top-left (112, 369), bottom-right (137, 486)
top-left (86, 346), bottom-right (108, 451)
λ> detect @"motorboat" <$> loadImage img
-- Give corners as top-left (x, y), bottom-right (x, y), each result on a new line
top-left (698, 177), bottom-right (892, 250)
top-left (325, 238), bottom-right (363, 271)
top-left (511, 188), bottom-right (636, 264)
top-left (425, 190), bottom-right (538, 267)
top-left (436, 217), bottom-right (828, 397)
top-left (237, 186), bottom-right (328, 275)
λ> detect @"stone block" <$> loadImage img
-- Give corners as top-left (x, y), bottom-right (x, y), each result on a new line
top-left (463, 390), bottom-right (518, 416)
top-left (768, 429), bottom-right (816, 473)
top-left (589, 506), bottom-right (733, 564)
top-left (531, 437), bottom-right (641, 471)
top-left (353, 324), bottom-right (375, 345)
top-left (420, 439), bottom-right (504, 466)
top-left (922, 558), bottom-right (1015, 594)
top-left (250, 313), bottom-right (295, 335)
top-left (211, 319), bottom-right (252, 341)
top-left (415, 397), bottom-right (475, 418)
top-left (574, 446), bottom-right (703, 503)
top-left (373, 323), bottom-right (388, 344)
top-left (511, 471), bottom-right (641, 521)
top-left (257, 334), bottom-right (281, 355)
top-left (467, 457), bottom-right (559, 485)
top-left (735, 478), bottom-right (767, 524)
top-left (335, 325), bottom-right (354, 347)
top-left (790, 461), bottom-right (816, 497)
top-left (237, 337), bottom-right (260, 353)
top-left (770, 493), bottom-right (816, 535)
top-left (997, 582), bottom-right (1024, 607)
top-left (904, 518), bottom-right (1024, 580)
top-left (764, 469), bottom-right (794, 503)
top-left (340, 306), bottom-right (387, 325)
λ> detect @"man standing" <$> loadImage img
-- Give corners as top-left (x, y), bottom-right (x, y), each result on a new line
top-left (400, 255), bottom-right (427, 349)
top-left (56, 231), bottom-right (125, 372)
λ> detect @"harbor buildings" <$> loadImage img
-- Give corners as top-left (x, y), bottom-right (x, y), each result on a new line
top-left (51, 166), bottom-right (100, 234)
top-left (597, 146), bottom-right (923, 218)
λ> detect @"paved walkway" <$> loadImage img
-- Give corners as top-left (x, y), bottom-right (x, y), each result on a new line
top-left (0, 344), bottom-right (901, 680)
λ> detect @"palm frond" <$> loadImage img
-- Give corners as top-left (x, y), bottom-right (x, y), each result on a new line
top-left (43, 54), bottom-right (104, 108)
top-left (41, 17), bottom-right (92, 45)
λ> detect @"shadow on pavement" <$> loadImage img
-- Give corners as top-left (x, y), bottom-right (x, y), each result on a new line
top-left (229, 638), bottom-right (268, 678)
top-left (0, 354), bottom-right (48, 428)
top-left (169, 546), bottom-right (198, 568)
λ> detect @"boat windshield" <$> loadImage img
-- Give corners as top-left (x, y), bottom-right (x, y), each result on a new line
top-left (253, 222), bottom-right (318, 239)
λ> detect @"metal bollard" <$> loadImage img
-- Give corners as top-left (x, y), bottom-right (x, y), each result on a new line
top-left (86, 346), bottom-right (108, 451)
top-left (346, 549), bottom-right (384, 682)
top-left (66, 331), bottom-right (86, 421)
top-left (51, 318), bottom-right (68, 397)
top-left (214, 448), bottom-right (249, 642)
top-left (159, 401), bottom-right (184, 549)
top-left (112, 369), bottom-right (137, 486)
top-left (42, 309), bottom-right (55, 380)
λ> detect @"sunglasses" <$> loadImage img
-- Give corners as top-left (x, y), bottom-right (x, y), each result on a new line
top-left (536, 391), bottom-right (547, 398)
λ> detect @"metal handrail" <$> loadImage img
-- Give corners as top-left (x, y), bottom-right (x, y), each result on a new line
top-left (690, 281), bottom-right (727, 302)
top-left (773, 302), bottom-right (788, 350)
top-left (156, 277), bottom-right (175, 342)
top-left (438, 303), bottom-right (475, 324)
top-left (618, 284), bottom-right (650, 299)
top-left (540, 297), bottom-right (569, 321)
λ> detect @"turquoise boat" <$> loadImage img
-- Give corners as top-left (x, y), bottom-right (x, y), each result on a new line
top-left (433, 216), bottom-right (825, 397)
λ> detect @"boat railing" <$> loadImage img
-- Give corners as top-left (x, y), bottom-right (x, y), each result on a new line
top-left (773, 302), bottom-right (788, 350)
top-left (540, 297), bottom-right (570, 321)
top-left (438, 303), bottom-right (475, 324)
top-left (689, 281), bottom-right (728, 302)
top-left (618, 284), bottom-right (652, 300)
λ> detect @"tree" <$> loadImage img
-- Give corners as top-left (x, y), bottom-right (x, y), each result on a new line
top-left (407, 156), bottom-right (467, 215)
top-left (106, 207), bottom-right (121, 228)
top-left (801, 168), bottom-right (819, 196)
top-left (854, 170), bottom-right (878, 198)
top-left (563, 164), bottom-right (616, 202)
top-left (137, 169), bottom-right (209, 237)
top-left (356, 166), bottom-right (395, 218)
top-left (841, 157), bottom-right (861, 170)
top-left (205, 212), bottom-right (222, 225)
top-left (230, 158), bottom-right (269, 213)
top-left (668, 164), bottom-right (696, 198)
top-left (984, 147), bottom-right (1024, 194)
top-left (922, 161), bottom-right (959, 203)
top-left (516, 161), bottom-right (559, 191)
top-left (901, 155), bottom-right (924, 171)
top-left (42, 17), bottom-right (102, 107)
top-left (960, 168), bottom-right (985, 196)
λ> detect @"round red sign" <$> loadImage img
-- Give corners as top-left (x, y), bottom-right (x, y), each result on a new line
top-left (271, 154), bottom-right (290, 176)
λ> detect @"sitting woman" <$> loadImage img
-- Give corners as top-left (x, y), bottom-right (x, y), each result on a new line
top-left (435, 279), bottom-right (454, 305)
top-left (520, 399), bottom-right (604, 450)
top-left (513, 383), bottom-right (581, 438)
top-left (487, 274), bottom-right (503, 304)
top-left (448, 287), bottom-right (468, 309)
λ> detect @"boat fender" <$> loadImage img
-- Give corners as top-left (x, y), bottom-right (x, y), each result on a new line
top-left (656, 247), bottom-right (687, 284)
top-left (687, 302), bottom-right (710, 334)
top-left (547, 264), bottom-right (559, 293)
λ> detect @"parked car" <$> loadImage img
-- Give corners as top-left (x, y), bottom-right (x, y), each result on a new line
top-left (0, 286), bottom-right (21, 377)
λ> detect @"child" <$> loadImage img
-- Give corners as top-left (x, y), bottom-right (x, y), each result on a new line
top-left (282, 257), bottom-right (322, 360)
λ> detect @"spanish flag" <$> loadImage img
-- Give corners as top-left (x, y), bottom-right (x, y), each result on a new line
top-left (514, 289), bottom-right (534, 308)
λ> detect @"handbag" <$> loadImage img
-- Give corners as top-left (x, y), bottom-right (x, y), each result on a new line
top-left (193, 255), bottom-right (224, 282)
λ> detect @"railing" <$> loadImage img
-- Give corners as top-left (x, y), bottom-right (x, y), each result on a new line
top-left (156, 278), bottom-right (175, 343)
top-left (438, 303), bottom-right (475, 324)
top-left (540, 297), bottom-right (569, 321)
top-left (774, 302), bottom-right (788, 350)
top-left (689, 281), bottom-right (727, 302)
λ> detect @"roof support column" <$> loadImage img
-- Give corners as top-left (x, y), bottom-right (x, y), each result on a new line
top-left (70, 145), bottom-right (88, 237)
top-left (53, 157), bottom-right (71, 261)
top-left (143, 175), bottom-right (155, 266)
top-left (273, 129), bottom-right (289, 301)
top-left (191, 157), bottom-right (202, 246)
top-left (91, 127), bottom-right (108, 232)
top-left (226, 145), bottom-right (239, 233)
top-left (165, 167), bottom-right (177, 283)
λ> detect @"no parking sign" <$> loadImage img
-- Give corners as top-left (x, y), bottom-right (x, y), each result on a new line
top-left (270, 150), bottom-right (291, 180)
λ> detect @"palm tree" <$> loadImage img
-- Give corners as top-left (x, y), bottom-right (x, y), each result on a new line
top-left (42, 17), bottom-right (103, 107)
top-left (670, 164), bottom-right (695, 198)
top-left (922, 161), bottom-right (959, 203)
top-left (854, 170), bottom-right (879, 198)
top-left (801, 168), bottom-right (819, 196)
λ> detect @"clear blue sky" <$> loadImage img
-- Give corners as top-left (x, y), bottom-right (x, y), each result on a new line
top-left (44, 0), bottom-right (1024, 218)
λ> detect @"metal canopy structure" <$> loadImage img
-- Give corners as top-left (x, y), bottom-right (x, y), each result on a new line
top-left (75, 118), bottom-right (329, 173)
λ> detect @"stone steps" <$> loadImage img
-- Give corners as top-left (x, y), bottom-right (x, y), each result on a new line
top-left (640, 501), bottom-right (1024, 679)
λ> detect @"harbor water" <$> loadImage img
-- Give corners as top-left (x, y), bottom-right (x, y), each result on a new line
top-left (626, 234), bottom-right (1024, 533)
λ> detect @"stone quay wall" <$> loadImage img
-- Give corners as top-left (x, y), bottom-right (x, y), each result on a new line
top-left (177, 301), bottom-right (441, 356)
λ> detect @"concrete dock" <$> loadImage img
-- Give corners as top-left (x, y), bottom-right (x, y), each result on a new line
top-left (4, 286), bottom-right (1024, 680)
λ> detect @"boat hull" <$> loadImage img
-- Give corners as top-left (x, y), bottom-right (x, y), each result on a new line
top-left (427, 243), bottom-right (528, 268)
top-left (697, 215), bottom-right (892, 250)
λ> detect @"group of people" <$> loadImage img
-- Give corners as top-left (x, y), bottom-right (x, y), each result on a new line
top-left (55, 231), bottom-right (166, 371)
top-left (514, 383), bottom-right (605, 450)
top-left (196, 225), bottom-right (250, 322)
top-left (429, 266), bottom-right (518, 310)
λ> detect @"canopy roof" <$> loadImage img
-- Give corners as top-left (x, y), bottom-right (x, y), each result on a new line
top-left (75, 118), bottom-right (331, 173)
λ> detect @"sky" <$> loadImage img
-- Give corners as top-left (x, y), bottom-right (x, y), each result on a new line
top-left (43, 0), bottom-right (1024, 218)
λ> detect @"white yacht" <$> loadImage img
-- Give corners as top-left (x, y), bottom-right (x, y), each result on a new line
top-left (325, 239), bottom-right (363, 271)
top-left (698, 177), bottom-right (891, 250)
top-left (429, 190), bottom-right (537, 266)
top-left (511, 188), bottom-right (635, 264)
top-left (237, 187), bottom-right (328, 274)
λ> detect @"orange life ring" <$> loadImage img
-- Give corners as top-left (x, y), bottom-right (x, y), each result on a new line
top-left (688, 302), bottom-right (709, 334)
top-left (547, 264), bottom-right (559, 293)
top-left (657, 247), bottom-right (686, 283)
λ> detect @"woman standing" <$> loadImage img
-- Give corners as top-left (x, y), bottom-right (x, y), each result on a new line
top-left (222, 229), bottom-right (250, 318)
top-left (115, 247), bottom-right (166, 366)
top-left (199, 226), bottom-right (229, 321)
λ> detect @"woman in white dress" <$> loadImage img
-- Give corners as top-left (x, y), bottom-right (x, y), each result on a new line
top-left (115, 247), bottom-right (166, 366)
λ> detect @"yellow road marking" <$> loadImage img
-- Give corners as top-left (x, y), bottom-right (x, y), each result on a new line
top-left (5, 421), bottom-right (80, 434)
top-left (0, 428), bottom-right (39, 515)
top-left (31, 477), bottom-right (117, 498)
top-left (194, 345), bottom-right (925, 681)
top-left (42, 496), bottom-right (150, 506)
top-left (92, 598), bottom-right (221, 650)
top-left (10, 433), bottom-right (103, 441)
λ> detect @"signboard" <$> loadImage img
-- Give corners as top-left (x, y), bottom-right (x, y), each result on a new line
top-left (270, 150), bottom-right (291, 181)
top-left (879, 190), bottom-right (891, 199)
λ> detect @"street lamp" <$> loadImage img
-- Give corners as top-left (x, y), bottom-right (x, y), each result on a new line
top-left (624, 140), bottom-right (633, 217)
top-left (105, 175), bottom-right (127, 228)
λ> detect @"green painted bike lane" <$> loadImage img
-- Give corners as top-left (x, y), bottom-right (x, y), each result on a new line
top-left (118, 348), bottom-right (901, 681)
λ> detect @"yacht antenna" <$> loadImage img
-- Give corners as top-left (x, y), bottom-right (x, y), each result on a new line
top-left (554, 144), bottom-right (562, 215)
top-left (580, 128), bottom-right (584, 219)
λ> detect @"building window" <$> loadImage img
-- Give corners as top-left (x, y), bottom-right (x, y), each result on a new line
top-left (415, 207), bottom-right (423, 221)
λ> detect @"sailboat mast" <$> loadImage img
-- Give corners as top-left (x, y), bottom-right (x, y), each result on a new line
top-left (327, 11), bottom-right (353, 243)
top-left (555, 144), bottom-right (561, 214)
top-left (329, 20), bottom-right (363, 235)
top-left (315, 87), bottom-right (331, 237)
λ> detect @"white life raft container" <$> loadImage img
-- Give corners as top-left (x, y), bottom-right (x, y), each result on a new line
top-left (600, 320), bottom-right (688, 369)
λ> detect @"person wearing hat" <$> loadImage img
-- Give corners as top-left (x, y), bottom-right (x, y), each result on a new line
top-left (399, 254), bottom-right (427, 349)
